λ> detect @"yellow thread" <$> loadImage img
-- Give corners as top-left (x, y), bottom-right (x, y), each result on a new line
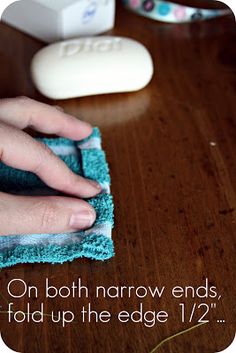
top-left (0, 282), bottom-right (79, 324)
top-left (149, 322), bottom-right (208, 353)
top-left (0, 310), bottom-right (79, 325)
top-left (0, 310), bottom-right (60, 320)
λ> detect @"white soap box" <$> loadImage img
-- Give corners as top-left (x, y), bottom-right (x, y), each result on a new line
top-left (2, 0), bottom-right (116, 43)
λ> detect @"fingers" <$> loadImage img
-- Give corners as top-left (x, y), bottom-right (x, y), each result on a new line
top-left (0, 192), bottom-right (96, 235)
top-left (0, 96), bottom-right (92, 140)
top-left (0, 122), bottom-right (101, 198)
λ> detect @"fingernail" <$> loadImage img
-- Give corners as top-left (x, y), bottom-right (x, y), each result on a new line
top-left (54, 105), bottom-right (64, 112)
top-left (69, 210), bottom-right (95, 230)
top-left (88, 180), bottom-right (102, 192)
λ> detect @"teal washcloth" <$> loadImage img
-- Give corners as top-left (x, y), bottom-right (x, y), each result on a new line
top-left (0, 128), bottom-right (114, 268)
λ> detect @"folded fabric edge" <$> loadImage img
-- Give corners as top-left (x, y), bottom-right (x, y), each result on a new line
top-left (0, 127), bottom-right (115, 268)
top-left (0, 234), bottom-right (114, 268)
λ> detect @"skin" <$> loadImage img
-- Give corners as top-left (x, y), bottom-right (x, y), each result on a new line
top-left (0, 96), bottom-right (101, 236)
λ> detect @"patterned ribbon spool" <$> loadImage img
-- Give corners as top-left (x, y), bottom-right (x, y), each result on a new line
top-left (123, 0), bottom-right (231, 23)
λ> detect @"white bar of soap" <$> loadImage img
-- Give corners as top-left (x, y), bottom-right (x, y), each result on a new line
top-left (31, 36), bottom-right (154, 99)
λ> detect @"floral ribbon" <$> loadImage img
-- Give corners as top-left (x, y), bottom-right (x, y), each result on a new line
top-left (123, 0), bottom-right (230, 23)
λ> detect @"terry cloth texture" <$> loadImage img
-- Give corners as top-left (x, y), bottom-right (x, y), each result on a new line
top-left (0, 128), bottom-right (114, 268)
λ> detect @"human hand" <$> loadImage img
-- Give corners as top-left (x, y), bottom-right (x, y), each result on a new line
top-left (0, 97), bottom-right (100, 236)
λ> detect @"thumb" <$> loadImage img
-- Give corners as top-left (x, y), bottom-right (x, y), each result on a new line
top-left (0, 192), bottom-right (96, 236)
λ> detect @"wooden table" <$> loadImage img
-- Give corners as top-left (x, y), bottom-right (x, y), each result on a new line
top-left (0, 3), bottom-right (235, 353)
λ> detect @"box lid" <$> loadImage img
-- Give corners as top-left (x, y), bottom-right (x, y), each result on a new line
top-left (34, 0), bottom-right (79, 11)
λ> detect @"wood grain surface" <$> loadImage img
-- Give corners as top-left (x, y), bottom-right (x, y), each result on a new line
top-left (0, 2), bottom-right (235, 353)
